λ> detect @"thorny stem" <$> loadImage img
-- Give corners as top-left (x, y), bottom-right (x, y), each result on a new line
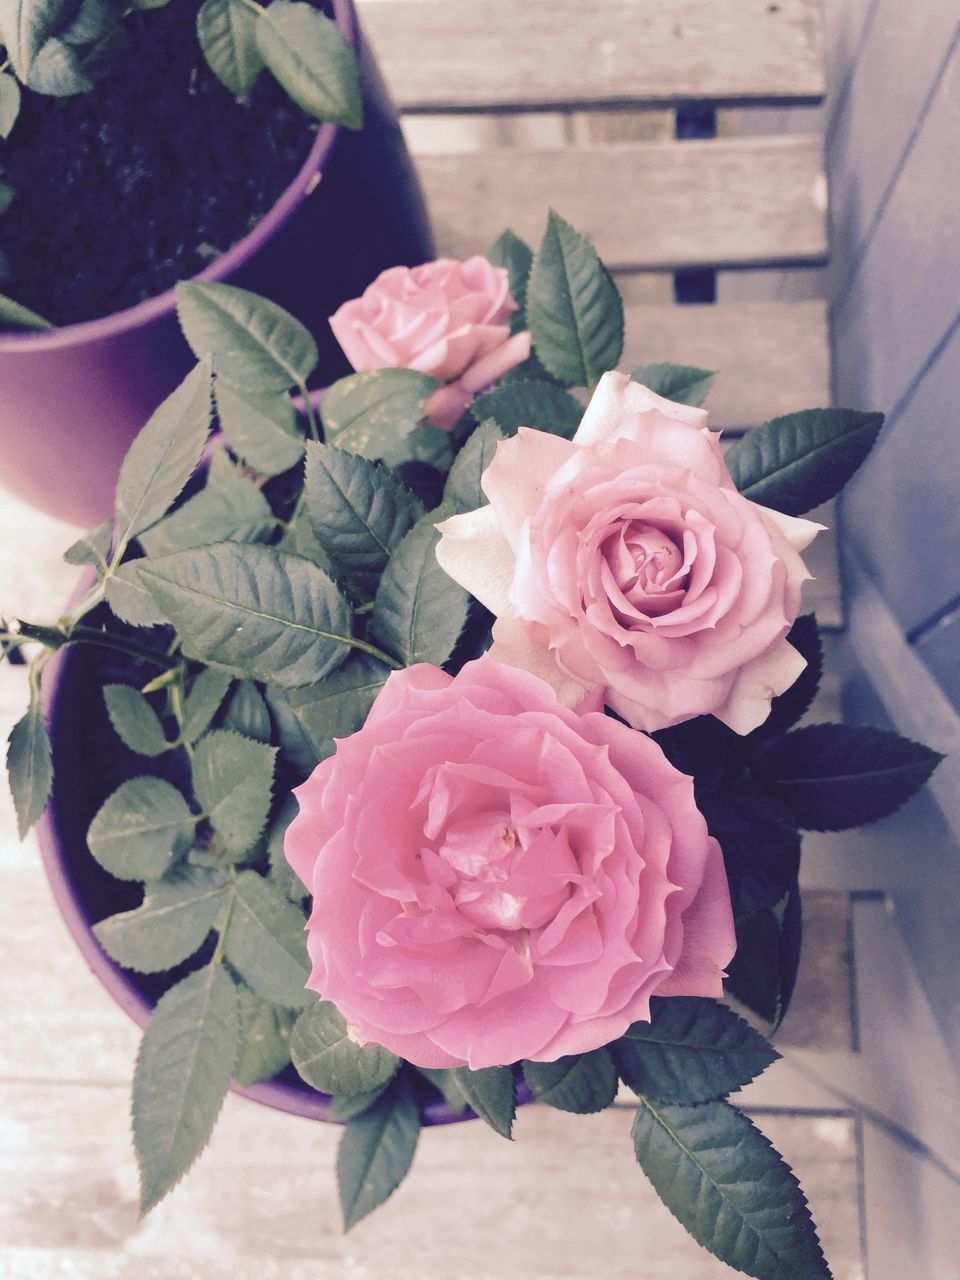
top-left (13, 620), bottom-right (173, 670)
top-left (168, 673), bottom-right (195, 762)
top-left (212, 888), bottom-right (235, 966)
top-left (297, 380), bottom-right (322, 444)
top-left (57, 579), bottom-right (107, 633)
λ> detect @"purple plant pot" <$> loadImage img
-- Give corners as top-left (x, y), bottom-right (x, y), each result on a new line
top-left (34, 601), bottom-right (534, 1126)
top-left (0, 0), bottom-right (433, 528)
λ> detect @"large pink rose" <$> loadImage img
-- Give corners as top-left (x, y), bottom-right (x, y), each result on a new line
top-left (285, 656), bottom-right (735, 1071)
top-left (329, 257), bottom-right (531, 429)
top-left (436, 372), bottom-right (823, 734)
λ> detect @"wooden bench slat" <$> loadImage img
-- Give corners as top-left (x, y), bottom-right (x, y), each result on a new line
top-left (623, 299), bottom-right (831, 429)
top-left (360, 0), bottom-right (825, 112)
top-left (417, 137), bottom-right (828, 270)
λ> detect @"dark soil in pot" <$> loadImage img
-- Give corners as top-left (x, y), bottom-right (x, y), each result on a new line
top-left (1, 0), bottom-right (331, 329)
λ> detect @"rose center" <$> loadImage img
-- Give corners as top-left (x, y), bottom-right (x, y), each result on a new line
top-left (436, 813), bottom-right (531, 928)
top-left (597, 520), bottom-right (690, 620)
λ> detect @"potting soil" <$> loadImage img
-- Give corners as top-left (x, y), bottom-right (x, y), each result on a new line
top-left (1, 0), bottom-right (325, 329)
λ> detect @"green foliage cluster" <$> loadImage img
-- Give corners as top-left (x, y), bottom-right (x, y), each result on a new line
top-left (0, 0), bottom-right (362, 327)
top-left (1, 213), bottom-right (941, 1278)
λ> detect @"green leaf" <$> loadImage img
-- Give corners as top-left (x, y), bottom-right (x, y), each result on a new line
top-left (92, 866), bottom-right (227, 973)
top-left (176, 281), bottom-right (318, 393)
top-left (266, 792), bottom-right (308, 902)
top-left (304, 441), bottom-right (424, 596)
top-left (104, 560), bottom-right (170, 628)
top-left (698, 786), bottom-right (801, 922)
top-left (25, 33), bottom-right (92, 94)
top-left (25, 0), bottom-right (124, 94)
top-left (370, 506), bottom-right (471, 666)
top-left (221, 679), bottom-right (272, 742)
top-left (6, 698), bottom-right (52, 838)
top-left (192, 730), bottom-right (276, 857)
top-left (471, 379), bottom-right (583, 439)
top-left (196, 0), bottom-right (263, 98)
top-left (522, 1048), bottom-right (617, 1113)
top-left (223, 869), bottom-right (311, 1007)
top-left (0, 0), bottom-right (72, 79)
top-left (182, 668), bottom-right (233, 743)
top-left (234, 984), bottom-right (295, 1086)
top-left (320, 369), bottom-right (438, 460)
top-left (133, 963), bottom-right (239, 1214)
top-left (0, 291), bottom-right (54, 330)
top-left (443, 419), bottom-right (502, 513)
top-left (87, 777), bottom-right (196, 880)
top-left (754, 723), bottom-right (943, 831)
top-left (267, 650), bottom-right (389, 752)
top-left (527, 210), bottom-right (623, 388)
top-left (323, 366), bottom-right (442, 460)
top-left (215, 381), bottom-right (304, 475)
top-left (632, 1098), bottom-right (830, 1280)
top-left (382, 420), bottom-right (454, 475)
top-left (616, 998), bottom-right (778, 1104)
top-left (451, 1065), bottom-right (515, 1139)
top-left (103, 683), bottom-right (170, 757)
top-left (63, 518), bottom-right (113, 569)
top-left (255, 0), bottom-right (362, 127)
top-left (290, 1000), bottom-right (399, 1095)
top-left (0, 71), bottom-right (21, 137)
top-left (726, 888), bottom-right (803, 1028)
top-left (328, 1084), bottom-right (391, 1121)
top-left (337, 1073), bottom-right (421, 1230)
top-left (485, 228), bottom-right (533, 315)
top-left (725, 407), bottom-right (884, 516)
top-left (139, 452), bottom-right (276, 556)
top-left (415, 1067), bottom-right (469, 1114)
top-left (264, 689), bottom-right (335, 777)
top-left (630, 362), bottom-right (716, 407)
top-left (114, 360), bottom-right (213, 546)
top-left (137, 543), bottom-right (354, 688)
top-left (750, 614), bottom-right (822, 740)
top-left (276, 503), bottom-right (334, 572)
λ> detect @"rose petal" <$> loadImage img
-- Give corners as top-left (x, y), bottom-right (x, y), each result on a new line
top-left (574, 370), bottom-right (709, 445)
top-left (435, 505), bottom-right (517, 614)
top-left (481, 428), bottom-right (579, 547)
top-left (713, 636), bottom-right (808, 734)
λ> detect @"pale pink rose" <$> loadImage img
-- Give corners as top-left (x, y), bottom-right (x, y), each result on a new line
top-left (436, 372), bottom-right (823, 734)
top-left (285, 656), bottom-right (735, 1071)
top-left (329, 257), bottom-right (532, 429)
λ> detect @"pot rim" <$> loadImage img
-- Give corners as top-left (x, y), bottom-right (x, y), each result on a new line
top-left (34, 580), bottom-right (534, 1126)
top-left (0, 0), bottom-right (358, 355)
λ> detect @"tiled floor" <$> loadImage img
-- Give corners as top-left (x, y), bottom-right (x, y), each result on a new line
top-left (0, 486), bottom-right (954, 1278)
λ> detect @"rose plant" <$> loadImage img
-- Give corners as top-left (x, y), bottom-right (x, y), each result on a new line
top-left (2, 212), bottom-right (942, 1278)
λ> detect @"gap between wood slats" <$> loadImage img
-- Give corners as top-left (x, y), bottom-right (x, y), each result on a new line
top-left (358, 0), bottom-right (825, 112)
top-left (416, 136), bottom-right (828, 270)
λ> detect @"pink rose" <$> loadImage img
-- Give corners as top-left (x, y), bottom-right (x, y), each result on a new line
top-left (436, 372), bottom-right (823, 734)
top-left (285, 656), bottom-right (735, 1070)
top-left (329, 257), bottom-right (531, 429)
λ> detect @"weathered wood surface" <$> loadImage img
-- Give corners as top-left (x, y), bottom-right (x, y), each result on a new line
top-left (360, 0), bottom-right (826, 112)
top-left (622, 299), bottom-right (831, 429)
top-left (0, 1070), bottom-right (863, 1278)
top-left (418, 136), bottom-right (828, 270)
